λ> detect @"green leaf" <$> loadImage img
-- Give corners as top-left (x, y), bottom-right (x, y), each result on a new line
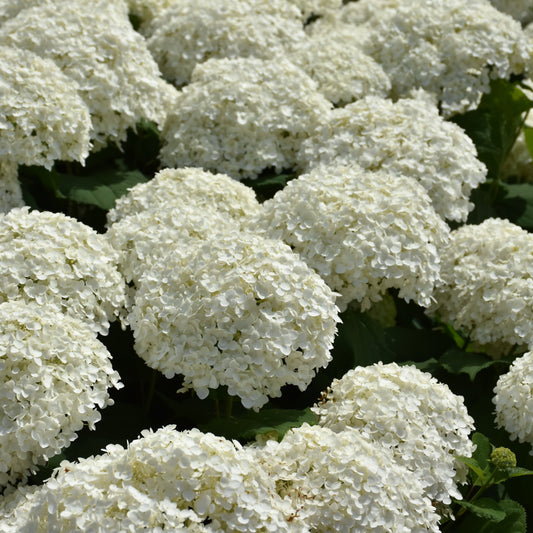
top-left (26, 166), bottom-right (147, 210)
top-left (439, 349), bottom-right (499, 381)
top-left (454, 499), bottom-right (526, 533)
top-left (458, 456), bottom-right (490, 485)
top-left (523, 124), bottom-right (533, 159)
top-left (496, 183), bottom-right (533, 231)
top-left (455, 498), bottom-right (506, 522)
top-left (452, 79), bottom-right (533, 180)
top-left (493, 466), bottom-right (533, 485)
top-left (335, 309), bottom-right (397, 367)
top-left (472, 432), bottom-right (492, 470)
top-left (199, 408), bottom-right (317, 442)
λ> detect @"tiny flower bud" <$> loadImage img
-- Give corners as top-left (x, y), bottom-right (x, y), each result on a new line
top-left (490, 447), bottom-right (517, 470)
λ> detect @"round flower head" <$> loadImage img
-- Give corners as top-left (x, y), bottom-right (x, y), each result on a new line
top-left (494, 350), bottom-right (533, 452)
top-left (287, 33), bottom-right (391, 106)
top-left (0, 45), bottom-right (91, 169)
top-left (490, 0), bottom-right (533, 24)
top-left (0, 426), bottom-right (299, 532)
top-left (429, 218), bottom-right (533, 347)
top-left (337, 0), bottom-right (531, 116)
top-left (0, 207), bottom-right (126, 335)
top-left (0, 301), bottom-right (122, 491)
top-left (250, 164), bottom-right (449, 311)
top-left (107, 167), bottom-right (260, 226)
top-left (312, 363), bottom-right (476, 504)
top-left (0, 0), bottom-right (177, 149)
top-left (297, 95), bottom-right (487, 222)
top-left (0, 160), bottom-right (24, 213)
top-left (145, 0), bottom-right (306, 86)
top-left (129, 232), bottom-right (340, 410)
top-left (106, 209), bottom-right (238, 287)
top-left (255, 424), bottom-right (441, 532)
top-left (160, 56), bottom-right (332, 179)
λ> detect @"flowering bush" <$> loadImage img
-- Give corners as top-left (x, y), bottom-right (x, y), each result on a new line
top-left (2, 0), bottom-right (533, 531)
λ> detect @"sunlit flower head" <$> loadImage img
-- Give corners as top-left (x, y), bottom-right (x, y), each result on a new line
top-left (129, 232), bottom-right (339, 410)
top-left (429, 218), bottom-right (533, 348)
top-left (0, 301), bottom-right (122, 492)
top-left (250, 164), bottom-right (449, 311)
top-left (0, 207), bottom-right (126, 335)
top-left (312, 362), bottom-right (476, 504)
top-left (160, 56), bottom-right (332, 179)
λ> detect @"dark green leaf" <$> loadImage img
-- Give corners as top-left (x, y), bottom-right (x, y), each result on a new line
top-left (455, 498), bottom-right (506, 522)
top-left (24, 166), bottom-right (147, 210)
top-left (452, 79), bottom-right (533, 180)
top-left (335, 309), bottom-right (397, 367)
top-left (492, 467), bottom-right (533, 485)
top-left (440, 349), bottom-right (499, 381)
top-left (455, 499), bottom-right (526, 533)
top-left (496, 183), bottom-right (533, 231)
top-left (199, 408), bottom-right (317, 442)
top-left (472, 432), bottom-right (492, 470)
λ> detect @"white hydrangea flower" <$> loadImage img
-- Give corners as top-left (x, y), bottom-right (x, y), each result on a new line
top-left (287, 33), bottom-right (391, 106)
top-left (0, 301), bottom-right (122, 491)
top-left (106, 168), bottom-right (260, 286)
top-left (255, 423), bottom-right (441, 532)
top-left (160, 56), bottom-right (332, 179)
top-left (0, 207), bottom-right (126, 335)
top-left (0, 160), bottom-right (24, 213)
top-left (0, 45), bottom-right (91, 169)
top-left (297, 95), bottom-right (487, 222)
top-left (493, 350), bottom-right (533, 453)
top-left (312, 363), bottom-right (476, 504)
top-left (250, 164), bottom-right (449, 311)
top-left (107, 167), bottom-right (260, 226)
top-left (490, 0), bottom-right (533, 25)
top-left (0, 0), bottom-right (178, 149)
top-left (429, 218), bottom-right (533, 347)
top-left (106, 209), bottom-right (238, 286)
top-left (337, 0), bottom-right (532, 116)
top-left (145, 0), bottom-right (307, 86)
top-left (0, 426), bottom-right (300, 532)
top-left (129, 232), bottom-right (339, 410)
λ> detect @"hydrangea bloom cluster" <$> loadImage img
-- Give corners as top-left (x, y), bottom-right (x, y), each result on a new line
top-left (107, 209), bottom-right (237, 287)
top-left (0, 301), bottom-right (122, 491)
top-left (494, 351), bottom-right (533, 453)
top-left (250, 164), bottom-right (449, 311)
top-left (255, 423), bottom-right (441, 532)
top-left (145, 0), bottom-right (307, 86)
top-left (0, 160), bottom-right (24, 214)
top-left (129, 232), bottom-right (339, 409)
top-left (286, 33), bottom-right (391, 106)
top-left (0, 0), bottom-right (177, 148)
top-left (0, 426), bottom-right (297, 532)
top-left (0, 45), bottom-right (91, 169)
top-left (0, 207), bottom-right (126, 335)
top-left (106, 168), bottom-right (260, 286)
top-left (335, 0), bottom-right (532, 116)
top-left (311, 363), bottom-right (476, 504)
top-left (160, 56), bottom-right (332, 178)
top-left (297, 95), bottom-right (487, 222)
top-left (429, 218), bottom-right (533, 347)
top-left (107, 167), bottom-right (260, 225)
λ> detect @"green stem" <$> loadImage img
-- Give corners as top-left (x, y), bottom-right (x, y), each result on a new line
top-left (224, 395), bottom-right (233, 419)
